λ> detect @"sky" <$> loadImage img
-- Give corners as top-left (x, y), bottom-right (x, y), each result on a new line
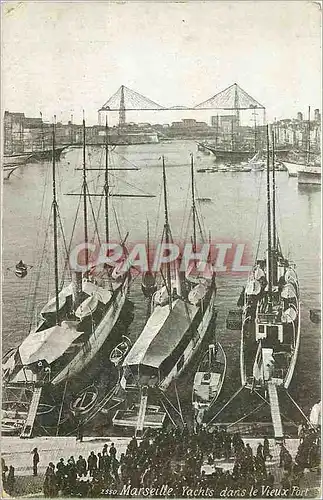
top-left (1, 1), bottom-right (322, 125)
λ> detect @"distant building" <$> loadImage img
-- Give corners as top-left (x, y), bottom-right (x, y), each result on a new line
top-left (297, 112), bottom-right (303, 121)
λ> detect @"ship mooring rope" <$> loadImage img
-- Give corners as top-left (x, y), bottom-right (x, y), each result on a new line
top-left (253, 389), bottom-right (298, 428)
top-left (226, 402), bottom-right (266, 429)
top-left (285, 390), bottom-right (314, 428)
top-left (174, 380), bottom-right (185, 425)
top-left (205, 385), bottom-right (245, 427)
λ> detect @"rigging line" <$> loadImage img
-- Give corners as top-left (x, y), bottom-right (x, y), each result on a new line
top-left (226, 402), bottom-right (266, 428)
top-left (179, 179), bottom-right (191, 241)
top-left (94, 188), bottom-right (105, 239)
top-left (196, 210), bottom-right (206, 243)
top-left (255, 215), bottom-right (266, 262)
top-left (253, 389), bottom-right (298, 427)
top-left (56, 208), bottom-right (71, 287)
top-left (252, 170), bottom-right (265, 259)
top-left (153, 184), bottom-right (163, 243)
top-left (62, 193), bottom-right (82, 285)
top-left (160, 389), bottom-right (183, 418)
top-left (27, 208), bottom-right (53, 332)
top-left (87, 184), bottom-right (102, 247)
top-left (205, 385), bottom-right (245, 427)
top-left (112, 149), bottom-right (141, 169)
top-left (159, 399), bottom-right (177, 428)
top-left (56, 378), bottom-right (69, 436)
top-left (55, 205), bottom-right (69, 263)
top-left (183, 209), bottom-right (192, 245)
top-left (193, 179), bottom-right (206, 242)
top-left (109, 170), bottom-right (154, 197)
top-left (24, 156), bottom-right (52, 320)
top-left (285, 390), bottom-right (314, 428)
top-left (68, 171), bottom-right (105, 194)
top-left (112, 204), bottom-right (123, 243)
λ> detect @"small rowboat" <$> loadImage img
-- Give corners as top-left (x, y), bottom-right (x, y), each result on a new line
top-left (109, 336), bottom-right (131, 366)
top-left (10, 260), bottom-right (32, 279)
top-left (70, 385), bottom-right (98, 415)
top-left (192, 342), bottom-right (226, 425)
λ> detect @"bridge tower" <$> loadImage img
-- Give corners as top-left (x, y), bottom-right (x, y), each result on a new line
top-left (119, 85), bottom-right (126, 127)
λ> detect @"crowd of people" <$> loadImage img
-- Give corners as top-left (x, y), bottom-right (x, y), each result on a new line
top-left (2, 424), bottom-right (320, 498)
top-left (38, 423), bottom-right (320, 497)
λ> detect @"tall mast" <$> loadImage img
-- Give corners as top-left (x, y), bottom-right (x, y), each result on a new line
top-left (105, 117), bottom-right (109, 245)
top-left (82, 115), bottom-right (89, 268)
top-left (307, 106), bottom-right (311, 164)
top-left (253, 109), bottom-right (257, 153)
top-left (272, 128), bottom-right (276, 252)
top-left (40, 112), bottom-right (44, 152)
top-left (190, 153), bottom-right (197, 253)
top-left (52, 118), bottom-right (60, 325)
top-left (162, 156), bottom-right (172, 309)
top-left (146, 219), bottom-right (150, 270)
top-left (266, 125), bottom-right (272, 306)
top-left (215, 114), bottom-right (219, 148)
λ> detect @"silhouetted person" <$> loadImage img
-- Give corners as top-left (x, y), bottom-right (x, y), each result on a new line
top-left (109, 443), bottom-right (117, 458)
top-left (87, 451), bottom-right (97, 476)
top-left (6, 466), bottom-right (15, 496)
top-left (76, 455), bottom-right (87, 477)
top-left (32, 448), bottom-right (40, 476)
top-left (263, 437), bottom-right (272, 460)
top-left (2, 457), bottom-right (8, 484)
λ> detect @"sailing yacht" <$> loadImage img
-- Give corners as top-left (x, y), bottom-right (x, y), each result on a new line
top-left (2, 120), bottom-right (130, 436)
top-left (114, 155), bottom-right (216, 432)
top-left (240, 126), bottom-right (301, 394)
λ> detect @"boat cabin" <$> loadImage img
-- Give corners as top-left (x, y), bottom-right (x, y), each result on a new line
top-left (121, 298), bottom-right (200, 391)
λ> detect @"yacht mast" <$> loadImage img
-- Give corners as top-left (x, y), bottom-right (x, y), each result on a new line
top-left (162, 156), bottom-right (172, 309)
top-left (105, 117), bottom-right (109, 244)
top-left (52, 118), bottom-right (60, 325)
top-left (191, 153), bottom-right (197, 253)
top-left (266, 125), bottom-right (272, 308)
top-left (82, 115), bottom-right (89, 268)
top-left (272, 129), bottom-right (276, 252)
top-left (146, 219), bottom-right (150, 270)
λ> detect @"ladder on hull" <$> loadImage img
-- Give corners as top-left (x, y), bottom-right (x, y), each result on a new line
top-left (20, 387), bottom-right (42, 439)
top-left (135, 391), bottom-right (148, 437)
top-left (267, 381), bottom-right (283, 440)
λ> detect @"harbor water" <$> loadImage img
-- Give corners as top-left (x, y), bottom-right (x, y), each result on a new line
top-left (2, 140), bottom-right (321, 429)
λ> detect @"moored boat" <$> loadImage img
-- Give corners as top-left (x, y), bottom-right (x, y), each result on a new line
top-left (192, 342), bottom-right (226, 426)
top-left (114, 155), bottom-right (217, 433)
top-left (297, 165), bottom-right (321, 185)
top-left (239, 126), bottom-right (300, 439)
top-left (3, 152), bottom-right (33, 166)
top-left (2, 119), bottom-right (131, 437)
